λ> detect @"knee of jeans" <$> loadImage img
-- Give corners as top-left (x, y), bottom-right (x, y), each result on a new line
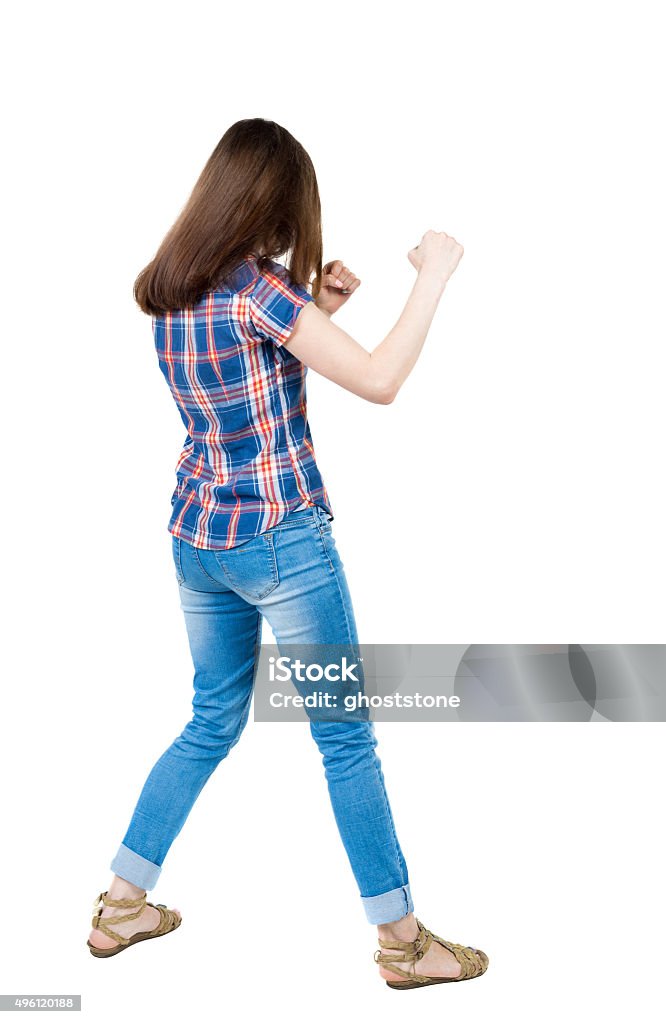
top-left (181, 706), bottom-right (250, 756)
top-left (310, 719), bottom-right (378, 774)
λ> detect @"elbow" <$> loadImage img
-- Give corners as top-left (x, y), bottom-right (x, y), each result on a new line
top-left (371, 377), bottom-right (398, 405)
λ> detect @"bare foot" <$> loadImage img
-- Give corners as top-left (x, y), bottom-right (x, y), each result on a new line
top-left (88, 892), bottom-right (182, 950)
top-left (377, 914), bottom-right (462, 983)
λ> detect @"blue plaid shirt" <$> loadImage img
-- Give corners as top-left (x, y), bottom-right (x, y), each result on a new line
top-left (153, 256), bottom-right (333, 549)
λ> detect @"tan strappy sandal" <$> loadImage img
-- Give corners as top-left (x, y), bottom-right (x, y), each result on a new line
top-left (87, 890), bottom-right (182, 958)
top-left (374, 917), bottom-right (489, 990)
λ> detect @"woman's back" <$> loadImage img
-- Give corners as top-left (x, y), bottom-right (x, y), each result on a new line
top-left (153, 255), bottom-right (333, 550)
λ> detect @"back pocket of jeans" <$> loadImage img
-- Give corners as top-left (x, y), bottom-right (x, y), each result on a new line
top-left (213, 532), bottom-right (279, 601)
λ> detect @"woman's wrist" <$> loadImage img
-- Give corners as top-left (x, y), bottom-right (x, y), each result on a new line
top-left (416, 264), bottom-right (448, 295)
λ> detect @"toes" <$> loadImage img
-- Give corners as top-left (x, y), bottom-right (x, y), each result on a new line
top-left (466, 946), bottom-right (489, 972)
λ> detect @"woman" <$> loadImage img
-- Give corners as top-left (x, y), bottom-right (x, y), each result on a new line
top-left (86, 118), bottom-right (489, 990)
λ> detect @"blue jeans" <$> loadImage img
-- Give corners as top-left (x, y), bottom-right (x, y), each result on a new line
top-left (110, 504), bottom-right (413, 925)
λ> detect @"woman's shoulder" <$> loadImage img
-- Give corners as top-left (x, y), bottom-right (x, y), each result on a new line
top-left (254, 258), bottom-right (313, 304)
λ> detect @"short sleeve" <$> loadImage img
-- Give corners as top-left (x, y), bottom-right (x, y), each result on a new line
top-left (249, 261), bottom-right (315, 347)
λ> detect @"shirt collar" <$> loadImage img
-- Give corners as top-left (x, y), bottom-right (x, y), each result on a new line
top-left (223, 254), bottom-right (260, 291)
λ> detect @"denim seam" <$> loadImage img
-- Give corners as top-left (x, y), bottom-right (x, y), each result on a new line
top-left (173, 536), bottom-right (185, 585)
top-left (230, 612), bottom-right (262, 740)
top-left (314, 505), bottom-right (398, 893)
top-left (371, 757), bottom-right (408, 894)
top-left (228, 610), bottom-right (261, 750)
top-left (313, 519), bottom-right (354, 650)
top-left (227, 679), bottom-right (256, 750)
top-left (314, 519), bottom-right (337, 577)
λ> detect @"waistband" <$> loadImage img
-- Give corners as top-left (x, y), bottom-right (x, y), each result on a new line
top-left (279, 503), bottom-right (329, 529)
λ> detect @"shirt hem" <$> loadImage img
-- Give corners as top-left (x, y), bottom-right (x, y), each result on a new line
top-left (168, 493), bottom-right (333, 550)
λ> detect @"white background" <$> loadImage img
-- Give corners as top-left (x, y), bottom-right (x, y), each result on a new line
top-left (1, 0), bottom-right (664, 1020)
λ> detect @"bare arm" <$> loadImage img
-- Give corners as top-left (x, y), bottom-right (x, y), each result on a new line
top-left (283, 230), bottom-right (463, 404)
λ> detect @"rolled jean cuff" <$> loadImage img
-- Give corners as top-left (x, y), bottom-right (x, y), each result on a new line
top-left (361, 883), bottom-right (414, 925)
top-left (110, 843), bottom-right (162, 891)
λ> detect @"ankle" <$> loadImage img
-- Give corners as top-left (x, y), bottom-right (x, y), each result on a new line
top-left (377, 912), bottom-right (419, 944)
top-left (106, 876), bottom-right (146, 903)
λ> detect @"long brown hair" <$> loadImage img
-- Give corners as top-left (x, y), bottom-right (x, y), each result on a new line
top-left (134, 119), bottom-right (323, 316)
